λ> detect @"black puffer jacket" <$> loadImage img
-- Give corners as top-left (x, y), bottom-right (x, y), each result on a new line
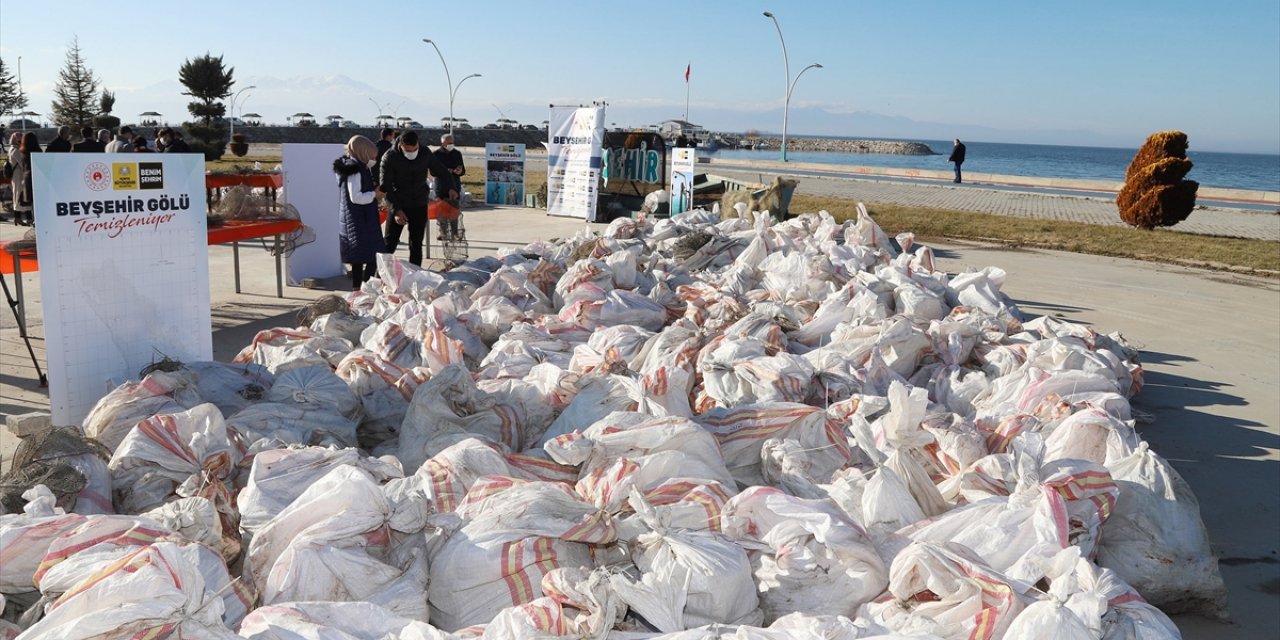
top-left (378, 147), bottom-right (450, 210)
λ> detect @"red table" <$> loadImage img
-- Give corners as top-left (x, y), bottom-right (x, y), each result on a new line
top-left (1, 218), bottom-right (302, 337)
top-left (205, 172), bottom-right (284, 208)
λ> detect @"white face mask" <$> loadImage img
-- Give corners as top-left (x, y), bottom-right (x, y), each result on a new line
top-left (445, 144), bottom-right (455, 152)
top-left (403, 150), bottom-right (419, 160)
top-left (367, 159), bottom-right (377, 168)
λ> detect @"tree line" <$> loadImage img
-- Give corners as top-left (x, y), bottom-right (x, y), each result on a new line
top-left (0, 36), bottom-right (235, 158)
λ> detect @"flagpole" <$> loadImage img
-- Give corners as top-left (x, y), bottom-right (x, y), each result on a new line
top-left (684, 62), bottom-right (691, 122)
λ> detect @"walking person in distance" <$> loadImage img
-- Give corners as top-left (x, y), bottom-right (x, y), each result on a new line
top-left (949, 138), bottom-right (967, 184)
top-left (433, 132), bottom-right (465, 241)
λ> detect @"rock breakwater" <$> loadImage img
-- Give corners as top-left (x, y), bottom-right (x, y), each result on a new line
top-left (730, 136), bottom-right (936, 155)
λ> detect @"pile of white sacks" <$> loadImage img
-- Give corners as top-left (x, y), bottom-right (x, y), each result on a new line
top-left (1, 207), bottom-right (1227, 639)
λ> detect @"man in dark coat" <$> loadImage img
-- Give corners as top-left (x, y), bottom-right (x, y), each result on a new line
top-left (375, 127), bottom-right (395, 166)
top-left (158, 128), bottom-right (191, 153)
top-left (379, 130), bottom-right (454, 266)
top-left (46, 126), bottom-right (73, 152)
top-left (71, 126), bottom-right (104, 152)
top-left (432, 132), bottom-right (465, 240)
top-left (949, 138), bottom-right (967, 183)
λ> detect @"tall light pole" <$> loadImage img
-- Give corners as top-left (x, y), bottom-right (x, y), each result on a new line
top-left (423, 38), bottom-right (479, 135)
top-left (228, 84), bottom-right (256, 138)
top-left (762, 11), bottom-right (821, 162)
top-left (450, 73), bottom-right (481, 132)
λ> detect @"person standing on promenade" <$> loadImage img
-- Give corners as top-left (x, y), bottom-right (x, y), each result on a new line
top-left (375, 127), bottom-right (395, 166)
top-left (72, 126), bottom-right (104, 152)
top-left (433, 132), bottom-right (465, 241)
top-left (334, 135), bottom-right (385, 289)
top-left (11, 132), bottom-right (41, 226)
top-left (46, 126), bottom-right (73, 152)
top-left (104, 126), bottom-right (134, 153)
top-left (379, 130), bottom-right (454, 266)
top-left (949, 138), bottom-right (966, 183)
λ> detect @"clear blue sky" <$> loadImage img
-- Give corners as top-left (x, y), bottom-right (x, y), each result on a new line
top-left (2, 0), bottom-right (1277, 153)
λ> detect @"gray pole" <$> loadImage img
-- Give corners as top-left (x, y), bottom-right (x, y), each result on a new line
top-left (763, 12), bottom-right (790, 162)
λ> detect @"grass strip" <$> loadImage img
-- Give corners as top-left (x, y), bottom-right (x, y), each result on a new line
top-left (790, 194), bottom-right (1280, 275)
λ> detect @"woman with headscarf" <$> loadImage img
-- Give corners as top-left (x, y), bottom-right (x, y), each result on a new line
top-left (333, 135), bottom-right (385, 289)
top-left (10, 132), bottom-right (41, 226)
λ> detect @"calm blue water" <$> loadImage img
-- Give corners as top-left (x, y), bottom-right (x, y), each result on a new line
top-left (714, 139), bottom-right (1280, 192)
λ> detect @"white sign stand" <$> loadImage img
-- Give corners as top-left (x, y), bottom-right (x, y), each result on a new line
top-left (32, 153), bottom-right (212, 425)
top-left (282, 143), bottom-right (345, 284)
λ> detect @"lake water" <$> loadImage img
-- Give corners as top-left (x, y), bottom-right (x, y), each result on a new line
top-left (713, 139), bottom-right (1280, 192)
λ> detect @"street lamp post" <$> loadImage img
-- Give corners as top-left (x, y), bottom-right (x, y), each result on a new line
top-left (762, 11), bottom-right (821, 162)
top-left (450, 73), bottom-right (482, 132)
top-left (422, 38), bottom-right (480, 135)
top-left (228, 84), bottom-right (256, 138)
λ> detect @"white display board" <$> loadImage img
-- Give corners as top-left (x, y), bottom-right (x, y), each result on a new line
top-left (669, 147), bottom-right (696, 215)
top-left (32, 153), bottom-right (212, 425)
top-left (485, 143), bottom-right (526, 206)
top-left (547, 106), bottom-right (605, 219)
top-left (282, 143), bottom-right (345, 283)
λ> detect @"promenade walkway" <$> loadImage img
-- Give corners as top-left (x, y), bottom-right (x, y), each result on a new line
top-left (710, 166), bottom-right (1280, 242)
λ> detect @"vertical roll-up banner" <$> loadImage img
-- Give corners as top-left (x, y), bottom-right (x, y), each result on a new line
top-left (547, 105), bottom-right (605, 219)
top-left (669, 147), bottom-right (696, 216)
top-left (485, 143), bottom-right (526, 206)
top-left (32, 153), bottom-right (212, 425)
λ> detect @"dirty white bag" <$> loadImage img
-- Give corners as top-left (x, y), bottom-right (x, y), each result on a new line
top-left (239, 601), bottom-right (452, 640)
top-left (721, 486), bottom-right (888, 623)
top-left (266, 364), bottom-right (363, 421)
top-left (399, 364), bottom-right (516, 471)
top-left (610, 490), bottom-right (762, 632)
top-left (18, 542), bottom-right (241, 640)
top-left (1095, 442), bottom-right (1228, 618)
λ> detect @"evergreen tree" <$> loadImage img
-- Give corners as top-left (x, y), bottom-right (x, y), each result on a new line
top-left (99, 87), bottom-right (115, 116)
top-left (93, 87), bottom-right (120, 130)
top-left (50, 37), bottom-right (101, 127)
top-left (0, 57), bottom-right (27, 116)
top-left (178, 53), bottom-right (234, 126)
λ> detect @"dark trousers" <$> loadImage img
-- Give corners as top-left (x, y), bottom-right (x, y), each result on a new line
top-left (953, 162), bottom-right (963, 183)
top-left (383, 205), bottom-right (427, 265)
top-left (349, 261), bottom-right (377, 289)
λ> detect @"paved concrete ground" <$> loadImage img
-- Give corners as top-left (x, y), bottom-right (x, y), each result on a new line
top-left (1, 204), bottom-right (1276, 639)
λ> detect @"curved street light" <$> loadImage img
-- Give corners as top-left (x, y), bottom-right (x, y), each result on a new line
top-left (228, 84), bottom-right (256, 137)
top-left (423, 38), bottom-right (480, 135)
top-left (762, 11), bottom-right (821, 162)
top-left (449, 73), bottom-right (482, 131)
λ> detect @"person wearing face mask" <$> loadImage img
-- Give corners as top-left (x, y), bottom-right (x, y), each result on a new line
top-left (432, 133), bottom-right (465, 241)
top-left (379, 129), bottom-right (454, 266)
top-left (158, 128), bottom-right (191, 153)
top-left (334, 135), bottom-right (387, 289)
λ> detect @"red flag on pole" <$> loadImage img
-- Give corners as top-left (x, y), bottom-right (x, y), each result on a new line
top-left (685, 63), bottom-right (691, 83)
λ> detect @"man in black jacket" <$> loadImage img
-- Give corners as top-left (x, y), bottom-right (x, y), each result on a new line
top-left (949, 138), bottom-right (966, 183)
top-left (380, 130), bottom-right (454, 265)
top-left (46, 126), bottom-right (73, 152)
top-left (71, 126), bottom-right (104, 152)
top-left (375, 127), bottom-right (395, 166)
top-left (432, 133), bottom-right (465, 240)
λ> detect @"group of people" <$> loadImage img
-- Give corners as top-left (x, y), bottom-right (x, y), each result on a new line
top-left (334, 128), bottom-right (466, 289)
top-left (3, 125), bottom-right (195, 226)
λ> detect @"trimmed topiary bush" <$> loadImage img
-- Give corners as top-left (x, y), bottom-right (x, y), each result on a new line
top-left (1116, 131), bottom-right (1199, 229)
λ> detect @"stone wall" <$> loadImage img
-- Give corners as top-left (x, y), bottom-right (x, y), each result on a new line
top-left (3, 126), bottom-right (548, 149)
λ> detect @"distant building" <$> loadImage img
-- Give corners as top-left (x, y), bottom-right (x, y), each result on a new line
top-left (656, 119), bottom-right (706, 140)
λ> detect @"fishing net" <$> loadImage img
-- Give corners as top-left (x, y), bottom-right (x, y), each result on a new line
top-left (209, 185), bottom-right (316, 257)
top-left (0, 428), bottom-right (110, 513)
top-left (297, 294), bottom-right (351, 326)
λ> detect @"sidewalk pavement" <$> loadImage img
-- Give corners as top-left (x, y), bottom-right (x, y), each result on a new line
top-left (710, 166), bottom-right (1280, 242)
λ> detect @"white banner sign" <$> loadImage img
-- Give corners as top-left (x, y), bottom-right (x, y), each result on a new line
top-left (283, 143), bottom-right (345, 283)
top-left (547, 105), bottom-right (605, 219)
top-left (485, 143), bottom-right (526, 206)
top-left (32, 153), bottom-right (212, 425)
top-left (669, 147), bottom-right (696, 215)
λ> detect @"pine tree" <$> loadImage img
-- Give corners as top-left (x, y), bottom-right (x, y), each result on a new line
top-left (99, 87), bottom-right (115, 116)
top-left (179, 53), bottom-right (234, 126)
top-left (0, 57), bottom-right (27, 117)
top-left (50, 37), bottom-right (101, 127)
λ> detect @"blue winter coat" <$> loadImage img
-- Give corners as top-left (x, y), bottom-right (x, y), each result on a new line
top-left (334, 156), bottom-right (384, 264)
